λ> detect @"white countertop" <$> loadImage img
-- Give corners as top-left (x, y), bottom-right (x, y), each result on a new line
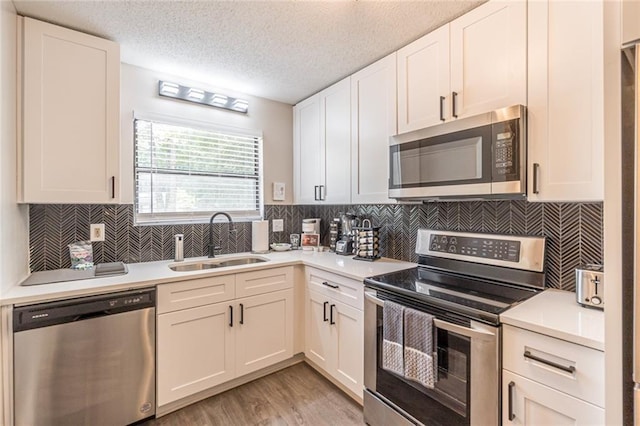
top-left (500, 289), bottom-right (605, 351)
top-left (3, 251), bottom-right (416, 306)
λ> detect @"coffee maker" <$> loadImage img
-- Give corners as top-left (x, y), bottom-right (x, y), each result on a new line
top-left (335, 212), bottom-right (359, 255)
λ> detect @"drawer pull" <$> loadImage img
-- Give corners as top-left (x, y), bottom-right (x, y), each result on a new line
top-left (322, 281), bottom-right (339, 289)
top-left (523, 350), bottom-right (576, 374)
top-left (508, 381), bottom-right (516, 421)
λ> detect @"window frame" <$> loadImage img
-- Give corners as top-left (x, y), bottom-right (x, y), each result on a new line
top-left (133, 111), bottom-right (264, 226)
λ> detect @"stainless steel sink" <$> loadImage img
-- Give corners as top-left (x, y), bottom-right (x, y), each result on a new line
top-left (169, 256), bottom-right (269, 272)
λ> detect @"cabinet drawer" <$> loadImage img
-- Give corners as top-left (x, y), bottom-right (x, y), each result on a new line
top-left (157, 275), bottom-right (235, 313)
top-left (235, 266), bottom-right (294, 298)
top-left (306, 268), bottom-right (363, 310)
top-left (503, 325), bottom-right (604, 407)
top-left (502, 370), bottom-right (604, 425)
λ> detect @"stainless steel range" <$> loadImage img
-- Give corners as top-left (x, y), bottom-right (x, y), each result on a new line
top-left (363, 229), bottom-right (546, 426)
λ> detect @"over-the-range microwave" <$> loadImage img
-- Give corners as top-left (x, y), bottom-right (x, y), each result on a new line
top-left (389, 105), bottom-right (526, 200)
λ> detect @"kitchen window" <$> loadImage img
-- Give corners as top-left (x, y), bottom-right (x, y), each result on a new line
top-left (134, 114), bottom-right (263, 225)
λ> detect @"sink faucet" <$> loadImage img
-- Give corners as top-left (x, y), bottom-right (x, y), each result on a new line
top-left (208, 212), bottom-right (235, 258)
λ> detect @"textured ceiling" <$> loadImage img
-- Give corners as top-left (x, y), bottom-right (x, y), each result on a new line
top-left (12, 0), bottom-right (484, 105)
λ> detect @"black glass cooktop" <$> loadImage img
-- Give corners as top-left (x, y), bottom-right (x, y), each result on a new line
top-left (365, 266), bottom-right (540, 324)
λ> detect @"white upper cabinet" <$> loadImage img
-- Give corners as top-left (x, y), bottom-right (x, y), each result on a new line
top-left (293, 94), bottom-right (322, 204)
top-left (321, 78), bottom-right (351, 204)
top-left (351, 53), bottom-right (397, 204)
top-left (19, 17), bottom-right (120, 203)
top-left (623, 0), bottom-right (640, 45)
top-left (396, 0), bottom-right (526, 133)
top-left (527, 0), bottom-right (604, 201)
top-left (293, 78), bottom-right (350, 204)
top-left (449, 0), bottom-right (527, 119)
top-left (397, 25), bottom-right (450, 133)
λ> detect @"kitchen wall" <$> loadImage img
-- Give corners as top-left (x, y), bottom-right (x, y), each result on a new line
top-left (29, 200), bottom-right (602, 291)
top-left (119, 63), bottom-right (294, 204)
top-left (0, 2), bottom-right (29, 295)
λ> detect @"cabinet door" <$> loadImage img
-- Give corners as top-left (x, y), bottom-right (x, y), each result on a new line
top-left (293, 94), bottom-right (323, 204)
top-left (397, 25), bottom-right (450, 133)
top-left (623, 0), bottom-right (640, 45)
top-left (305, 290), bottom-right (332, 370)
top-left (21, 17), bottom-right (120, 203)
top-left (527, 0), bottom-right (604, 201)
top-left (330, 299), bottom-right (364, 398)
top-left (449, 1), bottom-right (526, 118)
top-left (321, 77), bottom-right (351, 203)
top-left (351, 53), bottom-right (397, 204)
top-left (157, 303), bottom-right (234, 406)
top-left (235, 289), bottom-right (294, 377)
top-left (503, 371), bottom-right (605, 425)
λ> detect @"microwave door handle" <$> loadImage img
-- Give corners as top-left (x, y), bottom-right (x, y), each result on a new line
top-left (364, 290), bottom-right (384, 307)
top-left (433, 318), bottom-right (495, 341)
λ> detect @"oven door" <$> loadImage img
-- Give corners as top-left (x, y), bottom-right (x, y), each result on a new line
top-left (363, 289), bottom-right (499, 426)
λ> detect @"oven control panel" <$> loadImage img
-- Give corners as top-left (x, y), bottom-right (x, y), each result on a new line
top-left (429, 234), bottom-right (521, 262)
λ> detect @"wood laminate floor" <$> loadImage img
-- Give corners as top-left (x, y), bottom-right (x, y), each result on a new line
top-left (144, 363), bottom-right (365, 426)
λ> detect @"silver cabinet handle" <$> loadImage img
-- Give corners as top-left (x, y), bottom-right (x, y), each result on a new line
top-left (508, 381), bottom-right (516, 421)
top-left (533, 163), bottom-right (540, 194)
top-left (452, 91), bottom-right (458, 118)
top-left (523, 350), bottom-right (576, 374)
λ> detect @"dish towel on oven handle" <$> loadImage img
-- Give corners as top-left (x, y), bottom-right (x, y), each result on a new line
top-left (382, 300), bottom-right (404, 376)
top-left (403, 307), bottom-right (436, 389)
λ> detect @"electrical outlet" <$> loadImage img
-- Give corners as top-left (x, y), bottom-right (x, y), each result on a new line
top-left (90, 224), bottom-right (105, 242)
top-left (272, 219), bottom-right (284, 232)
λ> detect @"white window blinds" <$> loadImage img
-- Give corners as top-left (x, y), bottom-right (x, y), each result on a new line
top-left (134, 117), bottom-right (263, 224)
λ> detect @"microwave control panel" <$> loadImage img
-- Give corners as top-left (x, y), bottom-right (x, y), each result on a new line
top-left (429, 234), bottom-right (521, 262)
top-left (492, 119), bottom-right (519, 181)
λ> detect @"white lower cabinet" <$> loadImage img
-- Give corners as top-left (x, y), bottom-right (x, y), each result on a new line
top-left (235, 290), bottom-right (294, 377)
top-left (306, 290), bottom-right (332, 370)
top-left (502, 325), bottom-right (604, 425)
top-left (503, 371), bottom-right (604, 425)
top-left (157, 267), bottom-right (294, 408)
top-left (305, 271), bottom-right (364, 399)
top-left (331, 299), bottom-right (363, 395)
top-left (157, 302), bottom-right (235, 406)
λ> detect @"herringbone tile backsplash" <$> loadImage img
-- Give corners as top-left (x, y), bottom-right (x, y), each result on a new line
top-left (29, 201), bottom-right (603, 291)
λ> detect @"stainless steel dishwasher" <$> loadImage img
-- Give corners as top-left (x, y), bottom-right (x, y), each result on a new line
top-left (13, 288), bottom-right (156, 426)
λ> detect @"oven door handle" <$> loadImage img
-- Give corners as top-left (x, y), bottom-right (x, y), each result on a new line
top-left (364, 290), bottom-right (384, 307)
top-left (365, 290), bottom-right (495, 341)
top-left (433, 318), bottom-right (495, 341)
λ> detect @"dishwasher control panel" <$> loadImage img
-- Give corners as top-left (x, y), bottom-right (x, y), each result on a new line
top-left (13, 288), bottom-right (156, 332)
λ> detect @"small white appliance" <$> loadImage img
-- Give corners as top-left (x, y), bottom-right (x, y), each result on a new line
top-left (302, 218), bottom-right (321, 235)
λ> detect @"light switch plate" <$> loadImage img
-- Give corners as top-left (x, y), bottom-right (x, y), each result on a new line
top-left (90, 224), bottom-right (105, 242)
top-left (272, 219), bottom-right (284, 232)
top-left (273, 182), bottom-right (285, 201)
